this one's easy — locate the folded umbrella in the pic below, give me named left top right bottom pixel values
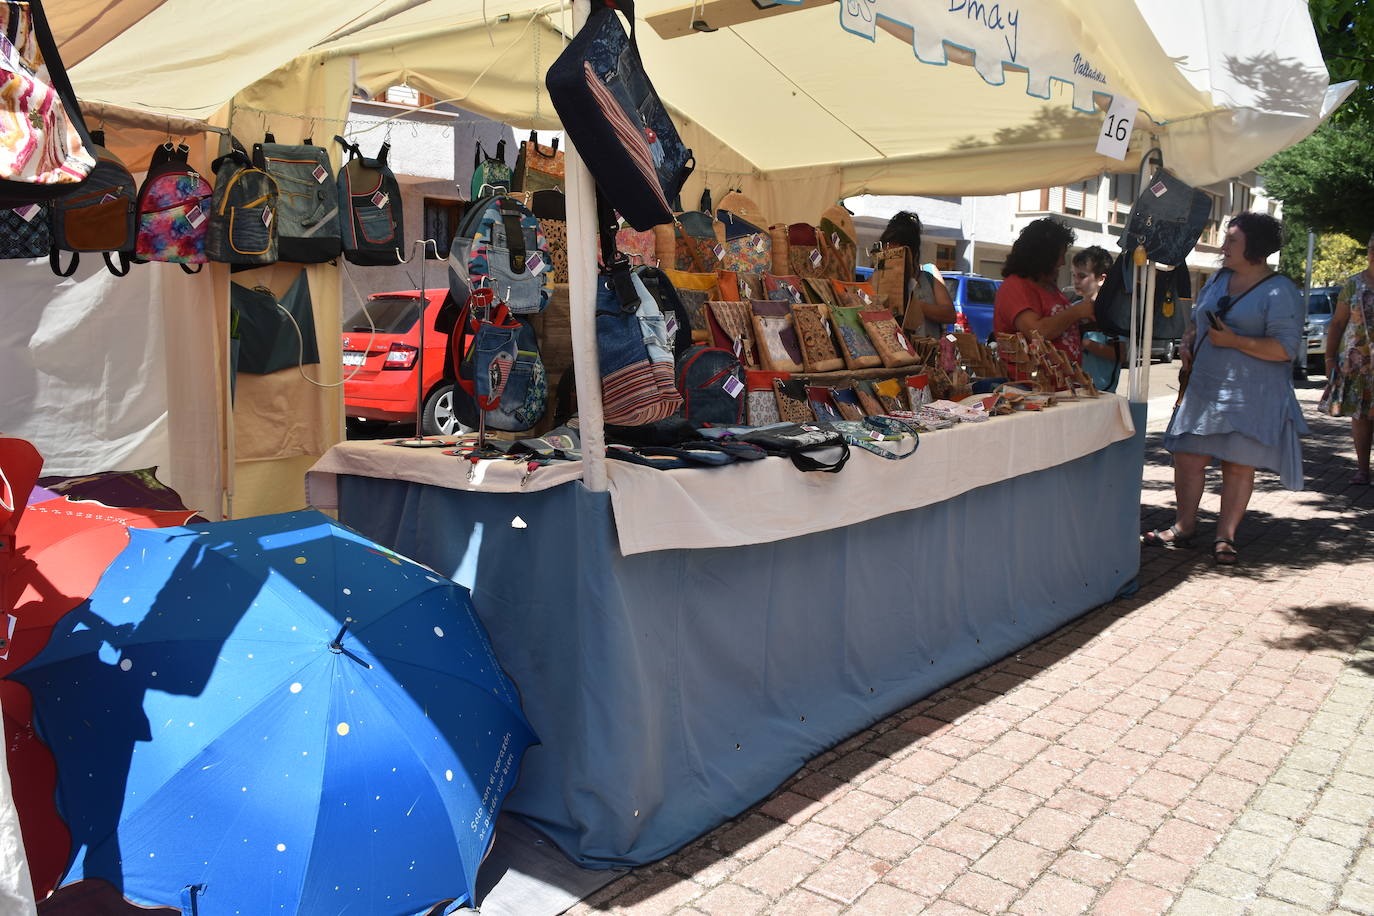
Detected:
left=15, top=510, right=537, bottom=915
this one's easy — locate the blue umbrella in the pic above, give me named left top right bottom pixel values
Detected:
left=13, top=510, right=536, bottom=916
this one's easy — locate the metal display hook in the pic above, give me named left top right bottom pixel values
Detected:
left=388, top=238, right=450, bottom=449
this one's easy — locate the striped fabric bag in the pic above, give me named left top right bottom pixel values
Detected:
left=596, top=266, right=682, bottom=425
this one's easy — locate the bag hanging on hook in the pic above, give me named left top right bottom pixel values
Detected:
left=471, top=139, right=512, bottom=200
left=47, top=129, right=138, bottom=277
left=206, top=135, right=279, bottom=268
left=134, top=141, right=212, bottom=274
left=0, top=0, right=97, bottom=207
left=546, top=0, right=693, bottom=230
left=335, top=136, right=405, bottom=266
left=514, top=131, right=564, bottom=193
left=252, top=134, right=342, bottom=263
left=1120, top=147, right=1212, bottom=267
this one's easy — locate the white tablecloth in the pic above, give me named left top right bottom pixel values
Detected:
left=307, top=395, right=1135, bottom=556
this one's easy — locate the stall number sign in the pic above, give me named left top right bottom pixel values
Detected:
left=1096, top=95, right=1138, bottom=160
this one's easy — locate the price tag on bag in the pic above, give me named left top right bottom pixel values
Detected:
left=808, top=248, right=823, bottom=268
left=263, top=208, right=274, bottom=228
left=526, top=251, right=546, bottom=275
left=371, top=190, right=389, bottom=209
left=733, top=337, right=743, bottom=357
left=1095, top=94, right=1138, bottom=160
left=185, top=205, right=206, bottom=228
left=859, top=289, right=873, bottom=305
left=753, top=235, right=767, bottom=253
left=664, top=312, right=679, bottom=337
left=14, top=204, right=41, bottom=222
left=722, top=375, right=744, bottom=398
left=831, top=232, right=840, bottom=249
left=312, top=164, right=328, bottom=183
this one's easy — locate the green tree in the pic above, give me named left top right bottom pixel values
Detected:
left=1309, top=0, right=1374, bottom=125
left=1261, top=124, right=1374, bottom=240
left=1311, top=232, right=1368, bottom=285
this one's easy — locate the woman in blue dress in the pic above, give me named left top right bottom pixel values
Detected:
left=1143, top=212, right=1306, bottom=565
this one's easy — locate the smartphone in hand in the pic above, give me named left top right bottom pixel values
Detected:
left=1206, top=311, right=1224, bottom=331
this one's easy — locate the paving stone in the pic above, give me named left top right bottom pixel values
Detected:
left=944, top=872, right=1020, bottom=912
left=690, top=883, right=768, bottom=916
left=770, top=887, right=843, bottom=916
left=732, top=845, right=822, bottom=898
left=799, top=849, right=889, bottom=905
left=1091, top=876, right=1173, bottom=915
left=1010, top=873, right=1098, bottom=916
left=882, top=846, right=969, bottom=898
left=1189, top=863, right=1262, bottom=900
left=1279, top=835, right=1354, bottom=884
left=1075, top=816, right=1151, bottom=864
left=1265, top=869, right=1338, bottom=912
left=1337, top=880, right=1374, bottom=915
left=1169, top=888, right=1246, bottom=916
left=847, top=882, right=932, bottom=914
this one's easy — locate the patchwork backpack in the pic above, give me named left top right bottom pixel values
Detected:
left=448, top=292, right=548, bottom=432
left=335, top=135, right=404, bottom=266
left=48, top=130, right=137, bottom=277
left=134, top=143, right=213, bottom=273
left=675, top=345, right=745, bottom=425
left=447, top=194, right=550, bottom=316
left=252, top=135, right=342, bottom=263
left=206, top=136, right=279, bottom=267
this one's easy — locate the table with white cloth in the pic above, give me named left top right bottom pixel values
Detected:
left=307, top=396, right=1146, bottom=868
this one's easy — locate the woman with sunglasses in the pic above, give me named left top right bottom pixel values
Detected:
left=1144, top=212, right=1306, bottom=565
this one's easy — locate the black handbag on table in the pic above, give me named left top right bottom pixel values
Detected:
left=546, top=0, right=694, bottom=231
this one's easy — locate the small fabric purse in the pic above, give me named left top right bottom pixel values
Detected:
left=803, top=277, right=840, bottom=307
left=790, top=303, right=844, bottom=372
left=830, top=306, right=883, bottom=369
left=861, top=309, right=921, bottom=368
left=470, top=140, right=512, bottom=198
left=772, top=377, right=815, bottom=424
left=786, top=223, right=826, bottom=278
left=870, top=244, right=911, bottom=315
left=873, top=377, right=905, bottom=413
left=721, top=231, right=770, bottom=273
left=831, top=280, right=879, bottom=309
left=750, top=300, right=805, bottom=373
left=817, top=215, right=857, bottom=283
left=762, top=273, right=806, bottom=304
left=854, top=380, right=884, bottom=417
left=806, top=385, right=842, bottom=421
left=615, top=224, right=657, bottom=266
left=706, top=300, right=759, bottom=368
left=514, top=132, right=565, bottom=193
left=746, top=370, right=786, bottom=426
left=0, top=205, right=52, bottom=259
left=830, top=386, right=865, bottom=421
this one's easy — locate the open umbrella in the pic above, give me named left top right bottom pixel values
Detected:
left=14, top=510, right=537, bottom=916
left=2, top=497, right=202, bottom=899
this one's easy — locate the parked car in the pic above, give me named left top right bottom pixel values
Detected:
left=342, top=289, right=462, bottom=436
left=1302, top=286, right=1340, bottom=376
left=941, top=272, right=1001, bottom=341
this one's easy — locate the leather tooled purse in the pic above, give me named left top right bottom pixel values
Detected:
left=772, top=377, right=815, bottom=424
left=791, top=303, right=844, bottom=372
left=860, top=310, right=922, bottom=369
left=830, top=305, right=883, bottom=369
left=762, top=272, right=806, bottom=304
left=750, top=300, right=805, bottom=373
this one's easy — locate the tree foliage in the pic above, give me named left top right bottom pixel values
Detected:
left=1311, top=233, right=1368, bottom=285
left=1261, top=124, right=1374, bottom=241
left=1308, top=0, right=1374, bottom=125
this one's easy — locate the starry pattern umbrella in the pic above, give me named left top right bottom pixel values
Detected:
left=14, top=510, right=537, bottom=916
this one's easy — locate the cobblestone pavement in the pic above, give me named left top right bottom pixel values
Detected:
left=570, top=383, right=1374, bottom=915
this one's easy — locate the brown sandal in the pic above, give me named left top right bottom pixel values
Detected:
left=1213, top=538, right=1239, bottom=565
left=1142, top=524, right=1195, bottom=549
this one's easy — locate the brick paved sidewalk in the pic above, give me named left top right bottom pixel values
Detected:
left=570, top=384, right=1374, bottom=916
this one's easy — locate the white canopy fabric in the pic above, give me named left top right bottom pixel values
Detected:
left=58, top=0, right=1350, bottom=198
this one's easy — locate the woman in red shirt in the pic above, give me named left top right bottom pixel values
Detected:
left=994, top=218, right=1094, bottom=363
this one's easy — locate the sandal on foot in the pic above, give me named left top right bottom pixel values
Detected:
left=1142, top=524, right=1195, bottom=548
left=1353, top=471, right=1371, bottom=486
left=1213, top=538, right=1239, bottom=566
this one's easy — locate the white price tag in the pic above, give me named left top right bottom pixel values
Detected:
left=371, top=190, right=389, bottom=209
left=859, top=289, right=873, bottom=305
left=733, top=338, right=743, bottom=357
left=831, top=232, right=840, bottom=248
left=664, top=313, right=679, bottom=337
left=711, top=242, right=724, bottom=262
left=14, top=204, right=41, bottom=222
left=1095, top=94, right=1138, bottom=160
left=263, top=208, right=274, bottom=228
left=185, top=205, right=206, bottom=228
left=312, top=164, right=328, bottom=183
left=788, top=285, right=803, bottom=304
left=753, top=235, right=767, bottom=253
left=1150, top=180, right=1168, bottom=198
left=808, top=248, right=823, bottom=268
left=526, top=251, right=546, bottom=275
left=722, top=375, right=745, bottom=398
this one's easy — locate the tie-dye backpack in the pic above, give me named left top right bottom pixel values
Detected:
left=447, top=194, right=550, bottom=316
left=134, top=143, right=212, bottom=273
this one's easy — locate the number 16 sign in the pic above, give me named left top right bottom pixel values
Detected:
left=1096, top=94, right=1138, bottom=160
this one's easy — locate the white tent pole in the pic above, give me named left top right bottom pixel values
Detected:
left=1140, top=263, right=1157, bottom=402
left=1127, top=245, right=1143, bottom=402
left=564, top=0, right=608, bottom=492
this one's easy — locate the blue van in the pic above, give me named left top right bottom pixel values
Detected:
left=941, top=272, right=1001, bottom=341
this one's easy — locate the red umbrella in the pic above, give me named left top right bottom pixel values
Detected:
left=2, top=497, right=199, bottom=899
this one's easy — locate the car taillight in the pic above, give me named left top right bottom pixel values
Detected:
left=954, top=309, right=971, bottom=333
left=382, top=343, right=419, bottom=370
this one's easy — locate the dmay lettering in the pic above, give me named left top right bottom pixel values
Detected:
left=947, top=0, right=1020, bottom=62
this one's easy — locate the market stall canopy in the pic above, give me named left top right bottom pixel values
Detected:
left=54, top=0, right=1350, bottom=197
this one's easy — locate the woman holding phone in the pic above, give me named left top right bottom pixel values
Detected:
left=1143, top=212, right=1306, bottom=565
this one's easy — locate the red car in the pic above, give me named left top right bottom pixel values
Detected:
left=341, top=289, right=463, bottom=436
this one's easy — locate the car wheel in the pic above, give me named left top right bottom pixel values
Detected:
left=345, top=417, right=391, bottom=438
left=1160, top=340, right=1175, bottom=364
left=422, top=384, right=462, bottom=437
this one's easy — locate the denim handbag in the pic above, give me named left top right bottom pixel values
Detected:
left=596, top=265, right=683, bottom=425
left=1122, top=159, right=1212, bottom=267
left=546, top=0, right=693, bottom=230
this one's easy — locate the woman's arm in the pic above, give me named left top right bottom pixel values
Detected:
left=914, top=270, right=957, bottom=324
left=1326, top=298, right=1352, bottom=367
left=1207, top=321, right=1295, bottom=361
left=1012, top=298, right=1093, bottom=341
